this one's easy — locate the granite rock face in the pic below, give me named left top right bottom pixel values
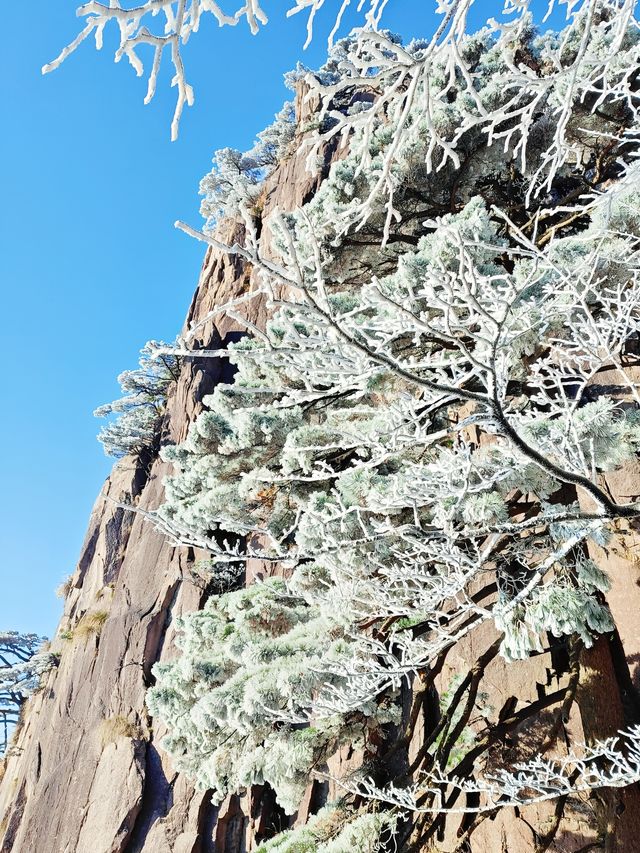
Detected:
left=2, top=95, right=640, bottom=853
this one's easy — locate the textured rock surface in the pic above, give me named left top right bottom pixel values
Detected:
left=2, top=97, right=640, bottom=852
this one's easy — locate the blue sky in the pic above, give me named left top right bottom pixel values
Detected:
left=1, top=0, right=558, bottom=639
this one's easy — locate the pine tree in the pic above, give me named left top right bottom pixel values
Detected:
left=94, top=340, right=182, bottom=458
left=51, top=0, right=640, bottom=848
left=146, top=6, right=640, bottom=844
left=0, top=632, right=51, bottom=756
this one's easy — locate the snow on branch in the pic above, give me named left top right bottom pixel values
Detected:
left=347, top=725, right=640, bottom=814
left=43, top=0, right=387, bottom=139
left=298, top=0, right=640, bottom=236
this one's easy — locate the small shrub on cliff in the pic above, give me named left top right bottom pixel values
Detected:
left=200, top=102, right=296, bottom=230
left=94, top=340, right=182, bottom=459
left=98, top=716, right=141, bottom=747
left=74, top=611, right=109, bottom=642
left=55, top=575, right=73, bottom=599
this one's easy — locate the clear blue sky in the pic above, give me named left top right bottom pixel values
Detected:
left=1, top=0, right=554, bottom=639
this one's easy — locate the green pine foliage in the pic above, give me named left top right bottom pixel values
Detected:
left=143, top=0, right=640, bottom=836
left=147, top=579, right=398, bottom=813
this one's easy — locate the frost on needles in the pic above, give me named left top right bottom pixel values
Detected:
left=94, top=341, right=182, bottom=459
left=109, top=0, right=640, bottom=844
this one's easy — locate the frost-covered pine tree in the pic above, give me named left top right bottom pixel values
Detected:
left=0, top=632, right=50, bottom=756
left=53, top=0, right=640, bottom=848
left=94, top=340, right=182, bottom=458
